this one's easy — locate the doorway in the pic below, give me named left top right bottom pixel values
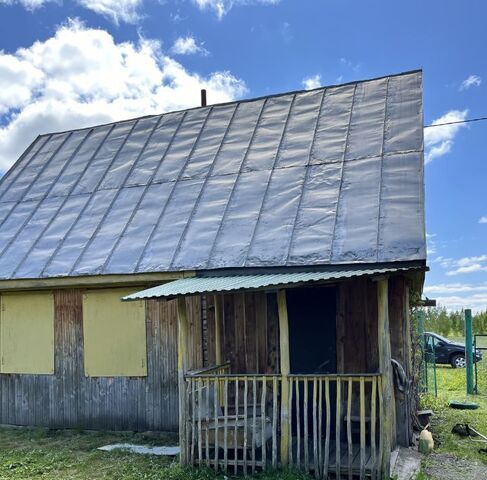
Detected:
left=286, top=286, right=337, bottom=374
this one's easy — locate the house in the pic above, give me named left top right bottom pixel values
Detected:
left=0, top=70, right=425, bottom=478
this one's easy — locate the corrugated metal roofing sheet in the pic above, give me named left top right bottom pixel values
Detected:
left=122, top=265, right=423, bottom=300
left=0, top=70, right=425, bottom=280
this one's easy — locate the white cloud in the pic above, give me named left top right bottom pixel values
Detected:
left=424, top=283, right=487, bottom=312
left=460, top=74, right=481, bottom=91
left=479, top=216, right=487, bottom=224
left=301, top=74, right=321, bottom=90
left=1, top=0, right=142, bottom=23
left=0, top=0, right=53, bottom=10
left=426, top=233, right=437, bottom=256
left=339, top=57, right=361, bottom=72
left=76, top=0, right=142, bottom=24
left=424, top=282, right=487, bottom=295
left=424, top=109, right=468, bottom=163
left=192, top=0, right=280, bottom=19
left=439, top=255, right=487, bottom=276
left=171, top=36, right=208, bottom=56
left=3, top=0, right=280, bottom=21
left=0, top=19, right=247, bottom=171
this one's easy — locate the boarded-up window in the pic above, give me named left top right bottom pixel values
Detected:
left=83, top=288, right=147, bottom=377
left=0, top=292, right=54, bottom=374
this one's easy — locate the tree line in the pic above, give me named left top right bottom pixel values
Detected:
left=423, top=307, right=487, bottom=337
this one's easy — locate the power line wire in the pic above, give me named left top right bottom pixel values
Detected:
left=424, top=116, right=487, bottom=128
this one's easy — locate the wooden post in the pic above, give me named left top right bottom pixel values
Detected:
left=465, top=309, right=474, bottom=394
left=277, top=289, right=290, bottom=467
left=213, top=294, right=222, bottom=365
left=377, top=278, right=395, bottom=478
left=177, top=296, right=189, bottom=465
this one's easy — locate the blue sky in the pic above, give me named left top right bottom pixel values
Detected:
left=0, top=0, right=486, bottom=310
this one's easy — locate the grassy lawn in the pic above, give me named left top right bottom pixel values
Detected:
left=0, top=429, right=185, bottom=479
left=0, top=428, right=312, bottom=480
left=421, top=335, right=487, bottom=465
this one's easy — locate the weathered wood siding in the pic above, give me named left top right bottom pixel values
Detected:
left=388, top=276, right=413, bottom=446
left=205, top=292, right=280, bottom=374
left=0, top=288, right=202, bottom=431
left=337, top=278, right=379, bottom=374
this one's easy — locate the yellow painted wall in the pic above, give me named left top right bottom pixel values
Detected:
left=0, top=292, right=54, bottom=374
left=83, top=288, right=147, bottom=377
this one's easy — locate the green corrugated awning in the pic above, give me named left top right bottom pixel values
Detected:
left=122, top=265, right=423, bottom=301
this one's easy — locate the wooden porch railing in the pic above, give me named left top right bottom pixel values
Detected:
left=288, top=374, right=381, bottom=479
left=183, top=371, right=383, bottom=479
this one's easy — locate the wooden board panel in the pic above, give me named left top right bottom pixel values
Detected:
left=0, top=289, right=202, bottom=431
left=0, top=292, right=54, bottom=374
left=207, top=291, right=278, bottom=375
left=388, top=276, right=412, bottom=447
left=83, top=288, right=147, bottom=377
left=336, top=279, right=379, bottom=374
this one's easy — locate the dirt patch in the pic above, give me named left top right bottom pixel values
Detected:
left=424, top=453, right=487, bottom=480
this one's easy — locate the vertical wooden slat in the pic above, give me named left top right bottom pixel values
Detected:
left=191, top=379, right=196, bottom=465
left=277, top=290, right=291, bottom=467
left=177, top=296, right=189, bottom=465
left=323, top=377, right=330, bottom=479
left=378, top=376, right=384, bottom=480
left=255, top=293, right=268, bottom=373
left=234, top=379, right=239, bottom=474
left=335, top=378, right=341, bottom=478
left=377, top=278, right=394, bottom=478
left=224, top=378, right=229, bottom=472
left=370, top=377, right=377, bottom=480
left=272, top=376, right=278, bottom=468
left=318, top=378, right=323, bottom=476
left=289, top=376, right=294, bottom=466
left=261, top=376, right=267, bottom=469
left=296, top=377, right=301, bottom=469
left=214, top=295, right=222, bottom=366
left=360, top=377, right=366, bottom=480
left=313, top=377, right=318, bottom=478
left=197, top=379, right=203, bottom=466
left=252, top=376, right=257, bottom=473
left=213, top=376, right=219, bottom=471
left=347, top=378, right=353, bottom=480
left=304, top=377, right=309, bottom=472
left=244, top=377, right=248, bottom=475
left=205, top=377, right=210, bottom=467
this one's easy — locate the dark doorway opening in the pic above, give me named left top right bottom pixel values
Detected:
left=287, top=286, right=337, bottom=374
left=286, top=286, right=338, bottom=440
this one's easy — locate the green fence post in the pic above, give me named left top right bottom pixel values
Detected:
left=417, top=310, right=427, bottom=392
left=465, top=309, right=475, bottom=395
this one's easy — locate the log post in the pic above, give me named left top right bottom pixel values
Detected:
left=177, top=296, right=189, bottom=464
left=277, top=289, right=290, bottom=466
left=377, top=278, right=395, bottom=478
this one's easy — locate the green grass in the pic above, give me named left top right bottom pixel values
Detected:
left=420, top=335, right=487, bottom=465
left=0, top=428, right=314, bottom=480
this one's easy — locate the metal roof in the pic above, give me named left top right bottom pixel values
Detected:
left=122, top=265, right=424, bottom=300
left=0, top=70, right=424, bottom=280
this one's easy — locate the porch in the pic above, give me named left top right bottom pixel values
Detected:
left=124, top=268, right=418, bottom=479
left=184, top=367, right=382, bottom=478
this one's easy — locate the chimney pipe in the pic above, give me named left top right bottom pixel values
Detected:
left=201, top=89, right=207, bottom=107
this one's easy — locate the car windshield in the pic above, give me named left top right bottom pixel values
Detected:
left=427, top=333, right=450, bottom=343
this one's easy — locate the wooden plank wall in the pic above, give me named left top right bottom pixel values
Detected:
left=205, top=291, right=280, bottom=374
left=337, top=275, right=412, bottom=447
left=336, top=278, right=379, bottom=374
left=0, top=289, right=202, bottom=432
left=388, top=276, right=413, bottom=446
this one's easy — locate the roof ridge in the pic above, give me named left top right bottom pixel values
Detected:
left=35, top=69, right=423, bottom=138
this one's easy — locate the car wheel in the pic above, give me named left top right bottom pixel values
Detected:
left=450, top=354, right=466, bottom=368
